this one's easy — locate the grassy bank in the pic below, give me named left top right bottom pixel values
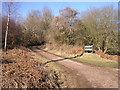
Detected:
left=43, top=49, right=118, bottom=68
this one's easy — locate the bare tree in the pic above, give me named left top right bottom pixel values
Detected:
left=23, top=10, right=44, bottom=46
left=3, top=1, right=19, bottom=50
left=23, top=7, right=53, bottom=46
left=49, top=7, right=80, bottom=45
left=81, top=6, right=118, bottom=53
left=42, top=6, right=53, bottom=30
left=41, top=7, right=54, bottom=43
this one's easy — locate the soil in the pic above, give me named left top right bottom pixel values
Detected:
left=32, top=48, right=119, bottom=88
left=1, top=47, right=61, bottom=88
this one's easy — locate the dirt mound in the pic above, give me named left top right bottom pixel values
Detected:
left=1, top=47, right=61, bottom=88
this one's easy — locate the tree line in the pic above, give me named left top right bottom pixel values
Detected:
left=2, top=2, right=119, bottom=55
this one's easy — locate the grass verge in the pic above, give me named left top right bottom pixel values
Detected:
left=43, top=49, right=118, bottom=68
left=31, top=52, right=69, bottom=88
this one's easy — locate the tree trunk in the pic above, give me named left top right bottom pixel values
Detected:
left=4, top=12, right=10, bottom=51
left=98, top=46, right=101, bottom=51
left=103, top=37, right=109, bottom=54
left=103, top=47, right=107, bottom=54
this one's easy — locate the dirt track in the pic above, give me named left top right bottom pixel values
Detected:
left=33, top=49, right=119, bottom=88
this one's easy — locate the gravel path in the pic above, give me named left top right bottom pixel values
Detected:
left=33, top=49, right=119, bottom=88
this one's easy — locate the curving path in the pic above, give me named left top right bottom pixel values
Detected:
left=33, top=48, right=119, bottom=88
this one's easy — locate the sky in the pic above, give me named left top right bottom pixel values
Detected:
left=19, top=2, right=118, bottom=18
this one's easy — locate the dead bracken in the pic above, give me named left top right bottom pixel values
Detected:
left=1, top=47, right=62, bottom=88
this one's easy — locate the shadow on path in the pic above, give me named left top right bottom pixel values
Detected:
left=43, top=53, right=83, bottom=65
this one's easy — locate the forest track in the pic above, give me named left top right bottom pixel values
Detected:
left=32, top=48, right=119, bottom=88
